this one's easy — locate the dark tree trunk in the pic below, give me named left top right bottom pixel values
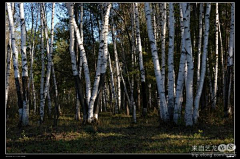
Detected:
left=74, top=75, right=87, bottom=122
left=15, top=77, right=23, bottom=127
left=141, top=81, right=147, bottom=117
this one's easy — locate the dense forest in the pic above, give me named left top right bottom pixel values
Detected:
left=5, top=2, right=234, bottom=154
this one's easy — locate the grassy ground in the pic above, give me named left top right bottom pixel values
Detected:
left=6, top=107, right=234, bottom=154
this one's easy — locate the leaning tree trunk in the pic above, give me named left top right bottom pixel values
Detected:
left=66, top=3, right=85, bottom=122
left=219, top=20, right=225, bottom=107
left=167, top=3, right=175, bottom=121
left=72, top=10, right=91, bottom=121
left=7, top=3, right=24, bottom=126
left=135, top=3, right=147, bottom=117
left=144, top=2, right=168, bottom=121
left=88, top=3, right=111, bottom=123
left=93, top=3, right=112, bottom=121
left=181, top=3, right=194, bottom=126
left=20, top=3, right=29, bottom=126
left=212, top=3, right=219, bottom=109
left=224, top=3, right=234, bottom=117
left=173, top=3, right=186, bottom=124
left=193, top=3, right=211, bottom=124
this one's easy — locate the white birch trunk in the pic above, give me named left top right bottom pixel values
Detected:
left=78, top=3, right=83, bottom=79
left=67, top=3, right=79, bottom=76
left=167, top=3, right=175, bottom=120
left=212, top=3, right=219, bottom=109
left=111, top=15, right=121, bottom=114
left=7, top=3, right=24, bottom=125
left=40, top=3, right=53, bottom=122
left=173, top=3, right=186, bottom=124
left=196, top=3, right=204, bottom=88
left=193, top=3, right=211, bottom=124
left=20, top=3, right=29, bottom=126
left=181, top=3, right=194, bottom=126
left=72, top=13, right=91, bottom=106
left=135, top=3, right=147, bottom=115
left=144, top=2, right=168, bottom=121
left=160, top=3, right=167, bottom=92
left=88, top=3, right=111, bottom=123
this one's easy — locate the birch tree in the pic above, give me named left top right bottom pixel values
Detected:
left=72, top=8, right=91, bottom=115
left=144, top=2, right=169, bottom=121
left=66, top=3, right=86, bottom=122
left=111, top=12, right=121, bottom=114
left=39, top=3, right=53, bottom=123
left=135, top=3, right=147, bottom=116
left=167, top=3, right=175, bottom=120
left=28, top=3, right=38, bottom=114
left=160, top=3, right=167, bottom=92
left=7, top=3, right=24, bottom=126
left=212, top=3, right=219, bottom=109
left=173, top=3, right=186, bottom=124
left=181, top=3, right=194, bottom=126
left=88, top=3, right=111, bottom=123
left=20, top=3, right=29, bottom=126
left=193, top=3, right=211, bottom=124
left=196, top=3, right=204, bottom=87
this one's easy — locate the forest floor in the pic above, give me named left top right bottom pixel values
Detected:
left=6, top=107, right=234, bottom=154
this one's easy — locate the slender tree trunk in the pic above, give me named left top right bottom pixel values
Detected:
left=66, top=3, right=85, bottom=123
left=130, top=4, right=136, bottom=116
left=39, top=4, right=53, bottom=123
left=160, top=3, right=166, bottom=92
left=39, top=4, right=45, bottom=123
left=219, top=20, right=225, bottom=105
left=196, top=3, right=204, bottom=88
left=193, top=3, right=211, bottom=124
left=111, top=14, right=121, bottom=114
left=88, top=3, right=111, bottom=123
left=144, top=2, right=168, bottom=121
left=173, top=3, right=186, bottom=124
left=20, top=3, right=29, bottom=126
left=28, top=3, right=38, bottom=115
left=207, top=57, right=213, bottom=103
left=212, top=3, right=219, bottom=109
left=47, top=86, right=51, bottom=118
left=5, top=33, right=12, bottom=110
left=167, top=3, right=175, bottom=121
left=182, top=3, right=194, bottom=126
left=135, top=3, right=147, bottom=117
left=108, top=53, right=118, bottom=114
left=120, top=67, right=136, bottom=123
left=72, top=10, right=91, bottom=118
left=224, top=3, right=234, bottom=117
